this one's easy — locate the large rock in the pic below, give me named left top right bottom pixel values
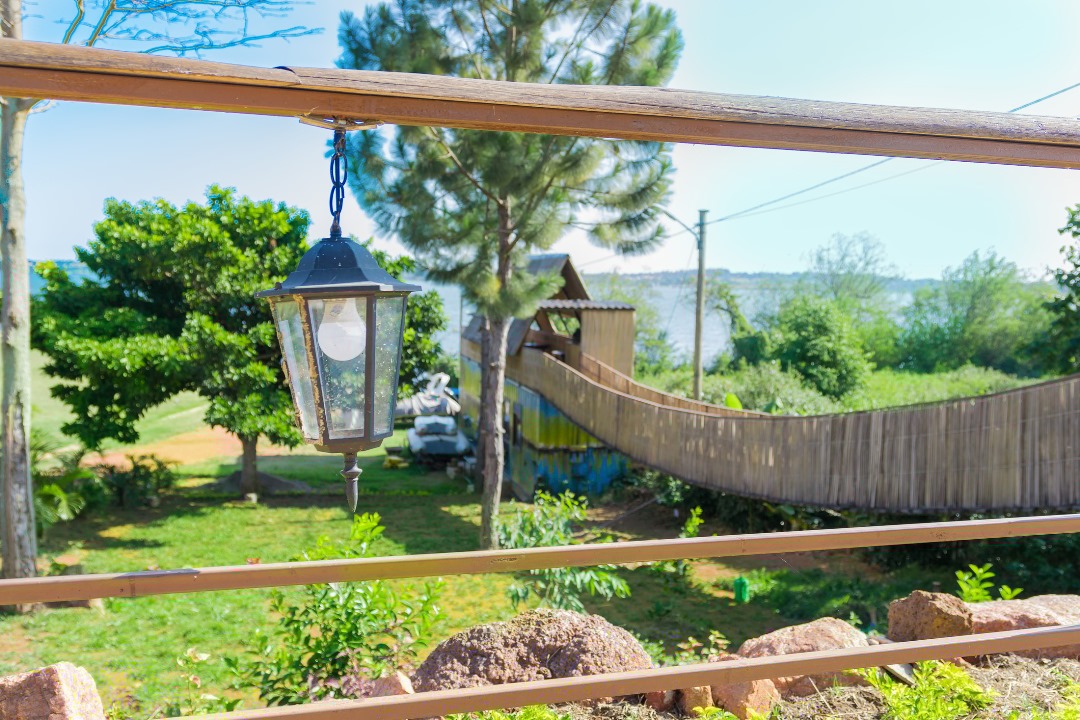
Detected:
left=412, top=609, right=652, bottom=697
left=970, top=595, right=1080, bottom=658
left=677, top=685, right=713, bottom=716
left=708, top=652, right=780, bottom=719
left=0, top=662, right=105, bottom=720
left=888, top=591, right=973, bottom=642
left=736, top=617, right=869, bottom=698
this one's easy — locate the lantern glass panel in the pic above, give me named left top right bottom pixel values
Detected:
left=373, top=296, right=406, bottom=436
left=309, top=297, right=368, bottom=439
left=271, top=299, right=318, bottom=440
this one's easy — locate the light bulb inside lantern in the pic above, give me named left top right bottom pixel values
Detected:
left=317, top=299, right=366, bottom=362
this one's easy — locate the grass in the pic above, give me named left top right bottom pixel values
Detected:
left=1, top=458, right=910, bottom=713
left=17, top=349, right=208, bottom=449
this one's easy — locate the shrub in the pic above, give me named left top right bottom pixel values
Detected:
left=773, top=295, right=871, bottom=399
left=97, top=454, right=176, bottom=508
left=498, top=492, right=630, bottom=612
left=955, top=562, right=1022, bottom=602
left=858, top=661, right=995, bottom=720
left=29, top=433, right=96, bottom=537
left=231, top=514, right=443, bottom=705
left=448, top=708, right=573, bottom=720
left=702, top=362, right=840, bottom=415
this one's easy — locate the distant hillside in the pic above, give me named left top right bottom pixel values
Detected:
left=583, top=268, right=940, bottom=295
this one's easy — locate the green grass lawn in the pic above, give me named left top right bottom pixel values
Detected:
left=1, top=443, right=935, bottom=715
left=18, top=349, right=208, bottom=449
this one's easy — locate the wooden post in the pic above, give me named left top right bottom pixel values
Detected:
left=693, top=209, right=707, bottom=401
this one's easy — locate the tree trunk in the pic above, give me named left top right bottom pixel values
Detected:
left=0, top=0, right=36, bottom=582
left=478, top=314, right=509, bottom=549
left=478, top=201, right=514, bottom=550
left=239, top=435, right=259, bottom=496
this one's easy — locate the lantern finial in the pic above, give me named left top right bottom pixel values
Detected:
left=342, top=452, right=361, bottom=513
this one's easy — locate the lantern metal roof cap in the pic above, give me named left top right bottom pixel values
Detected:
left=257, top=235, right=421, bottom=298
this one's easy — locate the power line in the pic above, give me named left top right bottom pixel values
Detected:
left=682, top=79, right=1080, bottom=232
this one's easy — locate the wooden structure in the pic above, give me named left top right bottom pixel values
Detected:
left=4, top=36, right=1080, bottom=720
left=460, top=255, right=635, bottom=498
left=512, top=349, right=1080, bottom=512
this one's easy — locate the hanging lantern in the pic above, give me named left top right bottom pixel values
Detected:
left=257, top=119, right=419, bottom=510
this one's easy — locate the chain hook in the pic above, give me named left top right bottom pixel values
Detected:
left=298, top=116, right=383, bottom=239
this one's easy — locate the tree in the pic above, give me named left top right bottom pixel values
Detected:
left=1, top=1, right=315, bottom=582
left=806, top=232, right=903, bottom=368
left=33, top=187, right=309, bottom=495
left=899, top=250, right=1051, bottom=374
left=1039, top=206, right=1080, bottom=373
left=773, top=295, right=870, bottom=399
left=340, top=0, right=683, bottom=548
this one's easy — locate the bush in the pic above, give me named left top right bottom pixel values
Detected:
left=858, top=661, right=995, bottom=720
left=97, top=454, right=176, bottom=508
left=844, top=365, right=1030, bottom=411
left=498, top=492, right=630, bottom=612
left=29, top=433, right=97, bottom=537
left=230, top=514, right=443, bottom=705
left=773, top=295, right=871, bottom=399
left=702, top=362, right=840, bottom=415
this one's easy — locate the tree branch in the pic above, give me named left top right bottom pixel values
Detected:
left=426, top=127, right=502, bottom=207
left=86, top=0, right=116, bottom=47
left=61, top=0, right=86, bottom=44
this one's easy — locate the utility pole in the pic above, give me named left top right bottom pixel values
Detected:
left=693, top=210, right=707, bottom=401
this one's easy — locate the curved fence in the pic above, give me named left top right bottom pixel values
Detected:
left=515, top=349, right=1080, bottom=513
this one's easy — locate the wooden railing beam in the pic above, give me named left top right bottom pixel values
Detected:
left=4, top=39, right=1080, bottom=168
left=3, top=513, right=1079, bottom=605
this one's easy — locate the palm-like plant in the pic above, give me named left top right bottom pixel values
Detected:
left=29, top=433, right=94, bottom=538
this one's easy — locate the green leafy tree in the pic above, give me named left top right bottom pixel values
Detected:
left=900, top=250, right=1051, bottom=374
left=33, top=186, right=308, bottom=496
left=773, top=295, right=870, bottom=399
left=1041, top=207, right=1080, bottom=373
left=1, top=0, right=316, bottom=582
left=340, top=0, right=683, bottom=548
left=806, top=232, right=903, bottom=367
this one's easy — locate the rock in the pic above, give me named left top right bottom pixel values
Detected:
left=371, top=671, right=414, bottom=697
left=0, top=662, right=106, bottom=720
left=707, top=652, right=780, bottom=719
left=642, top=689, right=677, bottom=712
left=969, top=595, right=1080, bottom=658
left=677, top=685, right=713, bottom=715
left=737, top=617, right=869, bottom=698
left=888, top=591, right=973, bottom=642
left=412, top=609, right=652, bottom=700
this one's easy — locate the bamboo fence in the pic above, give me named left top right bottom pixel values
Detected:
left=513, top=349, right=1080, bottom=512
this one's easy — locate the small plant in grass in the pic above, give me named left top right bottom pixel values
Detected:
left=857, top=661, right=994, bottom=720
left=693, top=706, right=769, bottom=719
left=637, top=630, right=729, bottom=667
left=97, top=454, right=176, bottom=508
left=230, top=514, right=443, bottom=705
left=651, top=506, right=704, bottom=584
left=499, top=492, right=630, bottom=613
left=164, top=648, right=243, bottom=717
left=1019, top=679, right=1080, bottom=719
left=956, top=563, right=1023, bottom=602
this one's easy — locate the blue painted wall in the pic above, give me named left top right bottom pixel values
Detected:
left=460, top=357, right=628, bottom=499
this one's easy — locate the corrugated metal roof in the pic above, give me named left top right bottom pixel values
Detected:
left=539, top=299, right=634, bottom=311
left=461, top=254, right=614, bottom=353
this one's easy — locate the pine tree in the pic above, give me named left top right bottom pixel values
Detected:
left=339, top=0, right=682, bottom=547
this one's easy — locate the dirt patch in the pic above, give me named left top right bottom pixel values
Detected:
left=87, top=427, right=296, bottom=468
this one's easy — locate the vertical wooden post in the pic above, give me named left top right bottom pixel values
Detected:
left=692, top=209, right=707, bottom=401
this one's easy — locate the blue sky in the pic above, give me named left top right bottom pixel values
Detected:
left=20, top=1, right=1080, bottom=279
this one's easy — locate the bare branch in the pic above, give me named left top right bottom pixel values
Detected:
left=61, top=0, right=85, bottom=44
left=85, top=0, right=116, bottom=47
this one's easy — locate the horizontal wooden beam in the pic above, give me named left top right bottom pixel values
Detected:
left=4, top=39, right=1080, bottom=168
left=3, top=513, right=1079, bottom=605
left=197, top=624, right=1080, bottom=720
